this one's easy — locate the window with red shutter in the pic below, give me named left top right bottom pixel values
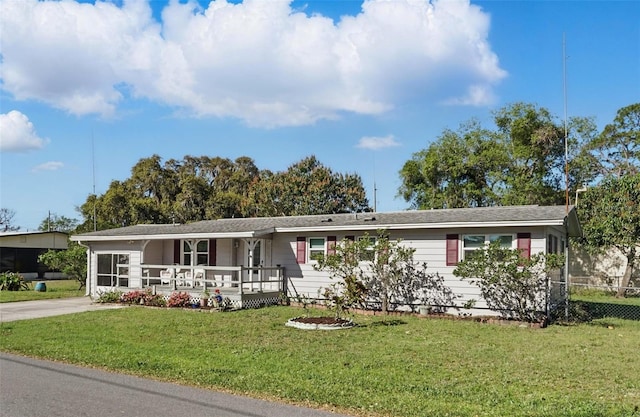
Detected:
left=296, top=237, right=306, bottom=264
left=327, top=236, right=337, bottom=256
left=446, top=234, right=459, bottom=266
left=517, top=233, right=531, bottom=259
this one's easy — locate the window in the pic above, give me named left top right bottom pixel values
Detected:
left=547, top=235, right=561, bottom=254
left=183, top=240, right=208, bottom=265
left=97, top=253, right=129, bottom=287
left=463, top=234, right=513, bottom=259
left=309, top=238, right=325, bottom=261
left=358, top=236, right=376, bottom=262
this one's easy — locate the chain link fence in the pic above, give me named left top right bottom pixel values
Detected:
left=567, top=275, right=640, bottom=321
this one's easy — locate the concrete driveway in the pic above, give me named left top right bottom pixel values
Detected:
left=0, top=297, right=125, bottom=322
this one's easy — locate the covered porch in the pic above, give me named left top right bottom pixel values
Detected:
left=89, top=230, right=287, bottom=309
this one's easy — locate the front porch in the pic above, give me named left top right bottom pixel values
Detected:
left=111, top=264, right=286, bottom=309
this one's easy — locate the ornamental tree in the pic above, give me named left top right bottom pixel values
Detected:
left=38, top=241, right=87, bottom=290
left=314, top=231, right=455, bottom=315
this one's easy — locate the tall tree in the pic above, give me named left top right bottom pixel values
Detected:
left=38, top=213, right=78, bottom=233
left=246, top=156, right=370, bottom=216
left=0, top=208, right=19, bottom=232
left=587, top=102, right=639, bottom=179
left=398, top=120, right=504, bottom=209
left=577, top=174, right=640, bottom=297
left=399, top=102, right=599, bottom=209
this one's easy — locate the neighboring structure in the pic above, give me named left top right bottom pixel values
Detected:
left=71, top=205, right=581, bottom=314
left=0, top=231, right=69, bottom=280
left=569, top=245, right=640, bottom=292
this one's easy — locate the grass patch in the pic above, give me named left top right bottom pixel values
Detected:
left=1, top=306, right=639, bottom=417
left=570, top=287, right=640, bottom=305
left=0, top=280, right=84, bottom=303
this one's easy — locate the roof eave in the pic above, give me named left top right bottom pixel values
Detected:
left=275, top=220, right=569, bottom=233
left=70, top=231, right=263, bottom=242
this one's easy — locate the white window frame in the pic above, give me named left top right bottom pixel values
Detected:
left=308, top=237, right=326, bottom=263
left=182, top=239, right=209, bottom=266
left=358, top=236, right=376, bottom=262
left=462, top=234, right=514, bottom=259
left=96, top=252, right=130, bottom=287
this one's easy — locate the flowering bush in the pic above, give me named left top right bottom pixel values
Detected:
left=120, top=289, right=165, bottom=307
left=167, top=291, right=192, bottom=308
left=120, top=290, right=147, bottom=304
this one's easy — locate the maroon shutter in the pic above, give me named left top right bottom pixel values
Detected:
left=446, top=234, right=459, bottom=266
left=209, top=239, right=217, bottom=266
left=296, top=237, right=306, bottom=264
left=327, top=236, right=337, bottom=256
left=173, top=240, right=181, bottom=264
left=517, top=233, right=531, bottom=259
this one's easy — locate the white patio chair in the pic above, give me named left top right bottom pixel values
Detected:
left=160, top=268, right=173, bottom=285
left=194, top=268, right=205, bottom=287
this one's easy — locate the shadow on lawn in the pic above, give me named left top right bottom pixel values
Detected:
left=573, top=300, right=640, bottom=321
left=367, top=319, right=407, bottom=327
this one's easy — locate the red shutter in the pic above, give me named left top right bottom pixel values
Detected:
left=446, top=234, right=459, bottom=266
left=209, top=239, right=217, bottom=266
left=173, top=240, right=181, bottom=264
left=517, top=233, right=531, bottom=259
left=327, top=236, right=337, bottom=256
left=296, top=237, right=306, bottom=264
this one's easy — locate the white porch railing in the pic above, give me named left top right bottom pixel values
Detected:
left=116, top=264, right=285, bottom=295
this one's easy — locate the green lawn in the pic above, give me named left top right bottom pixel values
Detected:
left=1, top=306, right=638, bottom=417
left=571, top=288, right=640, bottom=306
left=0, top=280, right=84, bottom=303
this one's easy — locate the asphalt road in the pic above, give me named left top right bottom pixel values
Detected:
left=0, top=353, right=354, bottom=417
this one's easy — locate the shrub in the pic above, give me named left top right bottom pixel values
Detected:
left=0, top=272, right=30, bottom=291
left=454, top=242, right=564, bottom=322
left=95, top=290, right=123, bottom=303
left=167, top=291, right=192, bottom=308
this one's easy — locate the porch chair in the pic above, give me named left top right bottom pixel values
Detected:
left=160, top=268, right=174, bottom=285
left=194, top=268, right=205, bottom=288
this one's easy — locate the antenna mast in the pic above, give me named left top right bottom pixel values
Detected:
left=92, top=132, right=97, bottom=231
left=563, top=33, right=569, bottom=212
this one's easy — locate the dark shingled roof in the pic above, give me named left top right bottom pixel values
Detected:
left=71, top=205, right=581, bottom=241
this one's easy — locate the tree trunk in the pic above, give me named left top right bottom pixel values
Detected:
left=616, top=248, right=636, bottom=298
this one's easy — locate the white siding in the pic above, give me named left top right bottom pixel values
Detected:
left=275, top=226, right=551, bottom=313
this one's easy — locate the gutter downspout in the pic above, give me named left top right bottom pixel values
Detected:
left=77, top=240, right=92, bottom=298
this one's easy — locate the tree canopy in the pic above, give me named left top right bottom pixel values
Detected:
left=399, top=102, right=603, bottom=209
left=576, top=173, right=640, bottom=296
left=78, top=154, right=370, bottom=230
left=38, top=213, right=79, bottom=234
left=0, top=208, right=19, bottom=232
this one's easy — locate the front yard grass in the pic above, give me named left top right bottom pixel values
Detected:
left=1, top=306, right=638, bottom=417
left=0, top=280, right=84, bottom=303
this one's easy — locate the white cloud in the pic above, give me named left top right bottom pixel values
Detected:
left=0, top=0, right=507, bottom=127
left=356, top=135, right=401, bottom=150
left=0, top=110, right=47, bottom=152
left=32, top=161, right=64, bottom=172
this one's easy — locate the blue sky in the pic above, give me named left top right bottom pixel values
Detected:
left=1, top=0, right=638, bottom=231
